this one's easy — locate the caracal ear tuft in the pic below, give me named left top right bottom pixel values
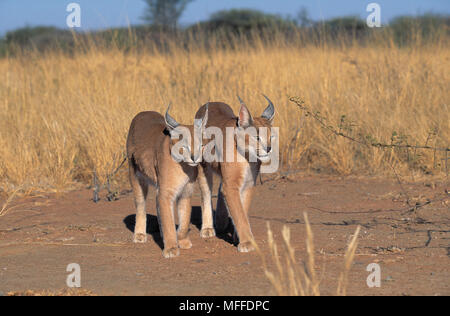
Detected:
left=164, top=103, right=180, bottom=131
left=261, top=94, right=275, bottom=122
left=237, top=96, right=253, bottom=128
left=201, top=103, right=209, bottom=129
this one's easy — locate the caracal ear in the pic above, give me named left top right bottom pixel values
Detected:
left=201, top=103, right=209, bottom=129
left=261, top=94, right=275, bottom=123
left=237, top=96, right=253, bottom=128
left=164, top=103, right=180, bottom=132
left=194, top=103, right=208, bottom=131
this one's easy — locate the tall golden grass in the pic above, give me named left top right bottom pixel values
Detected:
left=0, top=33, right=448, bottom=195
left=254, top=213, right=360, bottom=296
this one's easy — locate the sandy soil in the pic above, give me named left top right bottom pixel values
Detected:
left=0, top=175, right=449, bottom=296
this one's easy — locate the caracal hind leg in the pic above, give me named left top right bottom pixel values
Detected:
left=215, top=182, right=231, bottom=234
left=198, top=165, right=215, bottom=238
left=157, top=191, right=180, bottom=258
left=129, top=164, right=148, bottom=243
left=177, top=184, right=194, bottom=249
left=221, top=184, right=255, bottom=253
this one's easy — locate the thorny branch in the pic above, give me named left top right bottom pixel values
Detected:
left=93, top=154, right=127, bottom=203
left=289, top=96, right=449, bottom=213
left=289, top=97, right=449, bottom=153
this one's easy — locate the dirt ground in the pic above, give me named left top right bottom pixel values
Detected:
left=0, top=175, right=449, bottom=296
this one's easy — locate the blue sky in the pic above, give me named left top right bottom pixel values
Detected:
left=0, top=0, right=449, bottom=36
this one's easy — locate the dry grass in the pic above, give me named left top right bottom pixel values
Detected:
left=6, top=288, right=97, bottom=296
left=0, top=186, right=22, bottom=217
left=0, top=35, right=448, bottom=194
left=255, top=213, right=360, bottom=296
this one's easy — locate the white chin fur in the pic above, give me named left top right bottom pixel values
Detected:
left=187, top=162, right=198, bottom=167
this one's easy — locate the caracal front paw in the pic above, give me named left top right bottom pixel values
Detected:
left=200, top=227, right=216, bottom=238
left=133, top=232, right=148, bottom=243
left=162, top=247, right=180, bottom=258
left=237, top=241, right=255, bottom=253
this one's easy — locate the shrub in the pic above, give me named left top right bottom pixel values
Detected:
left=192, top=9, right=296, bottom=34
left=389, top=13, right=449, bottom=45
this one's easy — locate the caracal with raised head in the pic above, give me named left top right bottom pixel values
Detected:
left=126, top=105, right=208, bottom=258
left=195, top=96, right=275, bottom=252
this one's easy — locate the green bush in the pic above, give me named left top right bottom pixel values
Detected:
left=314, top=16, right=369, bottom=41
left=0, top=38, right=6, bottom=56
left=3, top=26, right=75, bottom=53
left=193, top=9, right=296, bottom=33
left=389, top=13, right=449, bottom=45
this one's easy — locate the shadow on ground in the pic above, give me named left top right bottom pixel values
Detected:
left=123, top=206, right=237, bottom=249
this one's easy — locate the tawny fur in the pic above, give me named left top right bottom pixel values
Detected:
left=195, top=101, right=274, bottom=253
left=126, top=110, right=206, bottom=258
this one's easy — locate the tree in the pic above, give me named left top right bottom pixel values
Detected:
left=142, top=0, right=193, bottom=29
left=297, top=7, right=312, bottom=27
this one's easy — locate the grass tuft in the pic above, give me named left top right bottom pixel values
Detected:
left=254, top=212, right=361, bottom=296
